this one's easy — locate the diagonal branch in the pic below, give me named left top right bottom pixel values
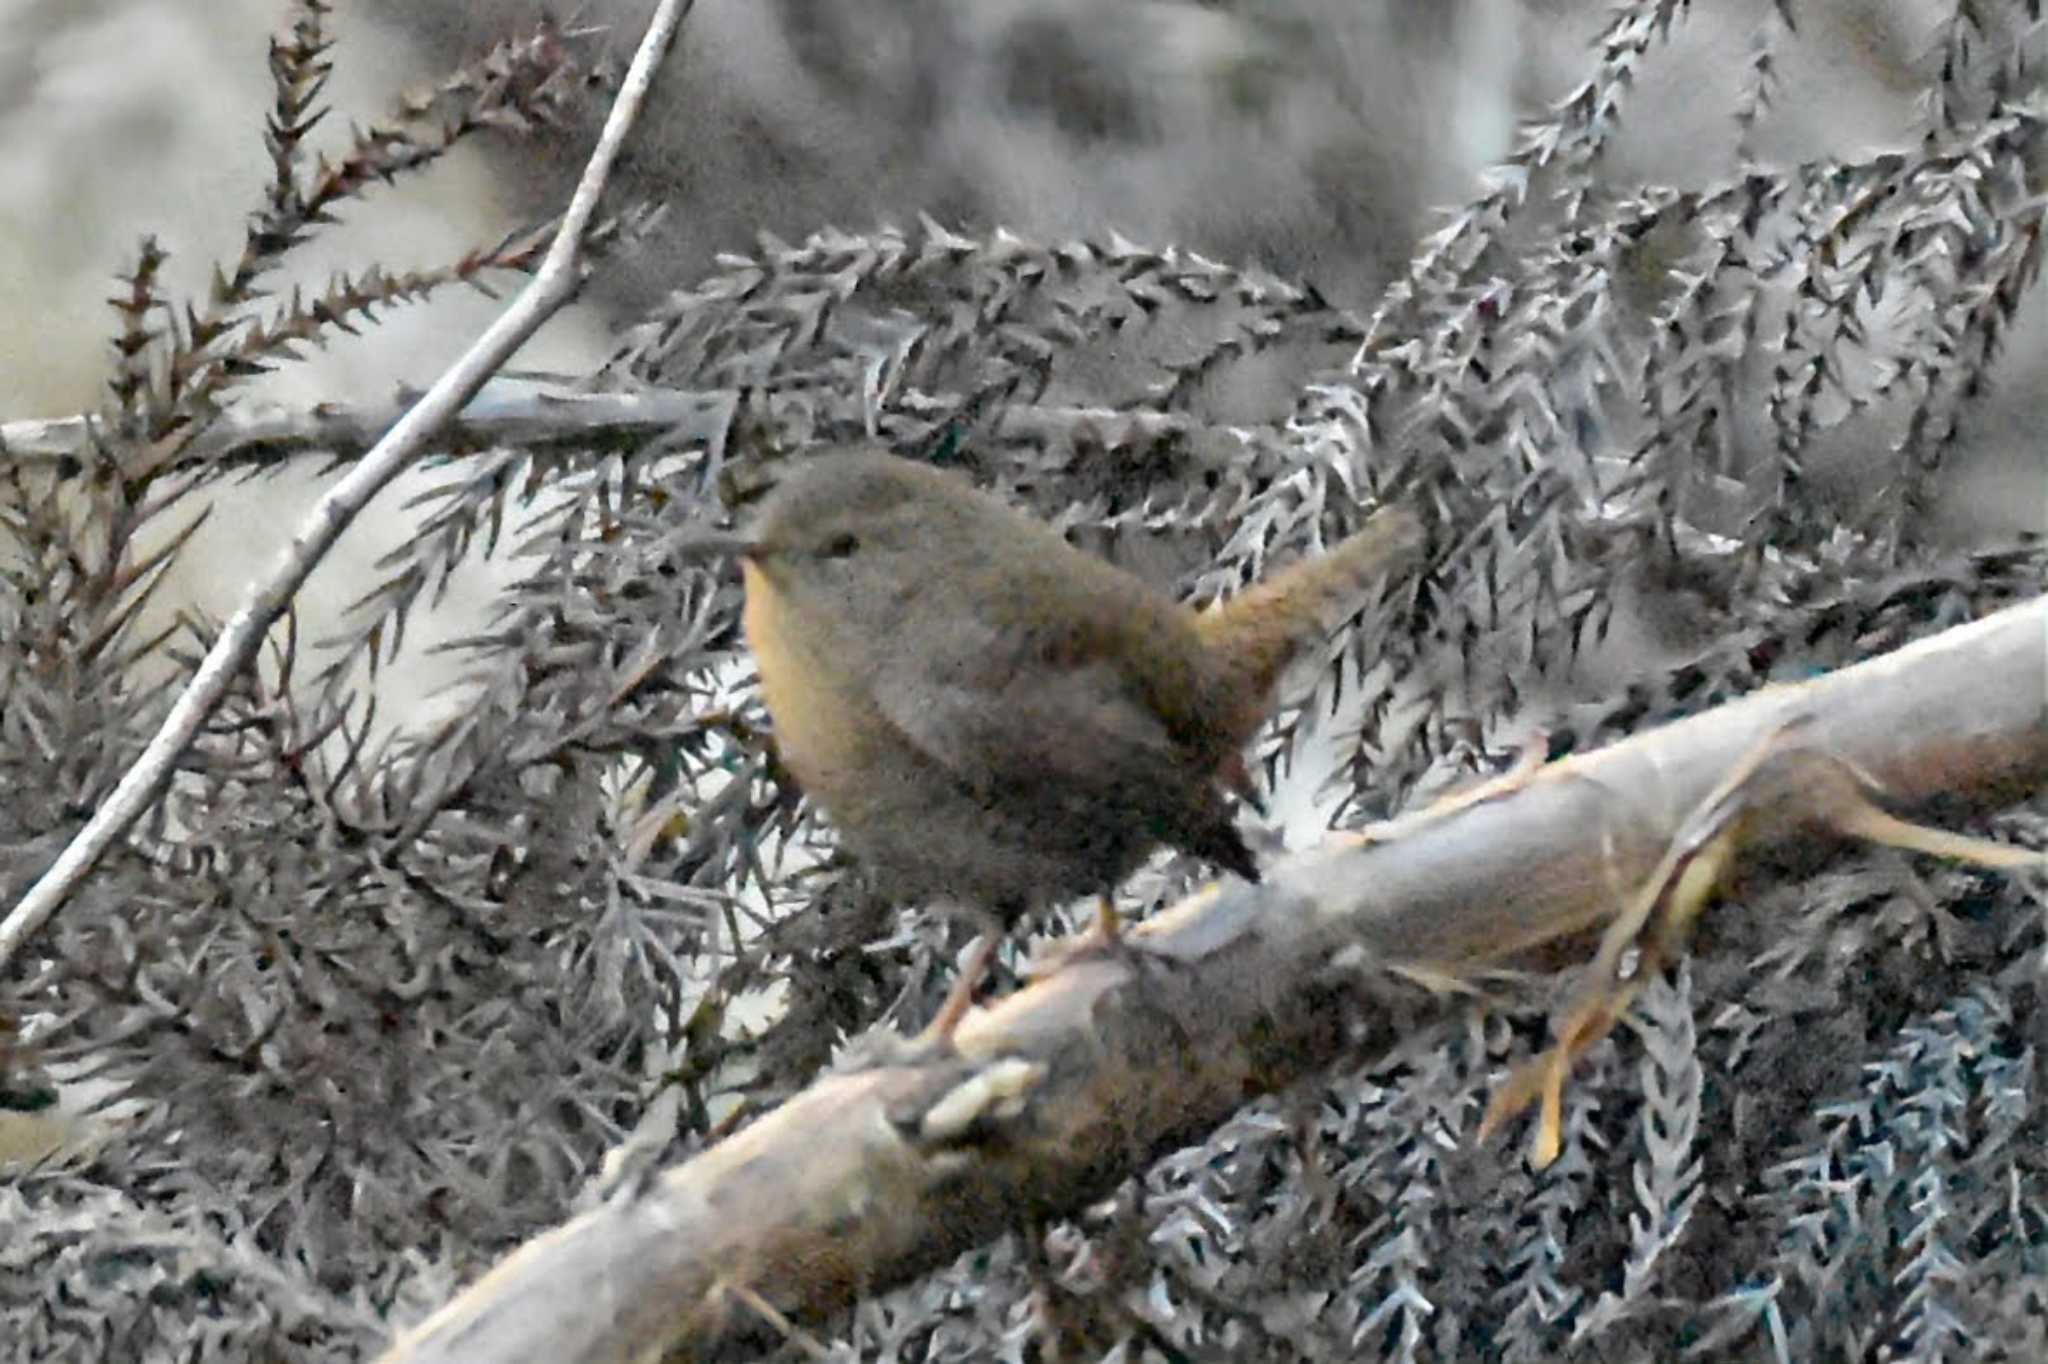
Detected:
left=0, top=0, right=697, bottom=972
left=379, top=595, right=2048, bottom=1364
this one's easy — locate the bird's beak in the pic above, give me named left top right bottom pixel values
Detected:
left=669, top=530, right=758, bottom=563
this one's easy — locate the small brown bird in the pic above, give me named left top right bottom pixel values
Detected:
left=686, top=445, right=1422, bottom=1043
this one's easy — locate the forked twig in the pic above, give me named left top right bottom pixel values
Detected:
left=1481, top=713, right=2047, bottom=1167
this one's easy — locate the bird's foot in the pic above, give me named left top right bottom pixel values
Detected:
left=1026, top=894, right=1179, bottom=982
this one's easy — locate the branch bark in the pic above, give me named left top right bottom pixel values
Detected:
left=379, top=596, right=2048, bottom=1364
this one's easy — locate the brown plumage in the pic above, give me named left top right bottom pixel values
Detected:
left=700, top=445, right=1422, bottom=1042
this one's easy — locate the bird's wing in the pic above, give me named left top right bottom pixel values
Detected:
left=865, top=592, right=1262, bottom=882
left=866, top=602, right=1193, bottom=805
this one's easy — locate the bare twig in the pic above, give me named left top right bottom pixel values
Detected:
left=0, top=0, right=696, bottom=972
left=0, top=384, right=736, bottom=474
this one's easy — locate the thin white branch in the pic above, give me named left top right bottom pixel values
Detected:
left=0, top=0, right=696, bottom=971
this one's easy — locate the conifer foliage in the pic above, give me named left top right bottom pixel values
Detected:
left=2, top=2, right=2045, bottom=1359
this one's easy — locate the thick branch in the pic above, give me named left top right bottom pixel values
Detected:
left=380, top=596, right=2047, bottom=1363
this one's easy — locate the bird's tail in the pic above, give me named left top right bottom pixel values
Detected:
left=1195, top=504, right=1426, bottom=737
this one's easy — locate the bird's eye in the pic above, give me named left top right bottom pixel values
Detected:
left=820, top=531, right=861, bottom=560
